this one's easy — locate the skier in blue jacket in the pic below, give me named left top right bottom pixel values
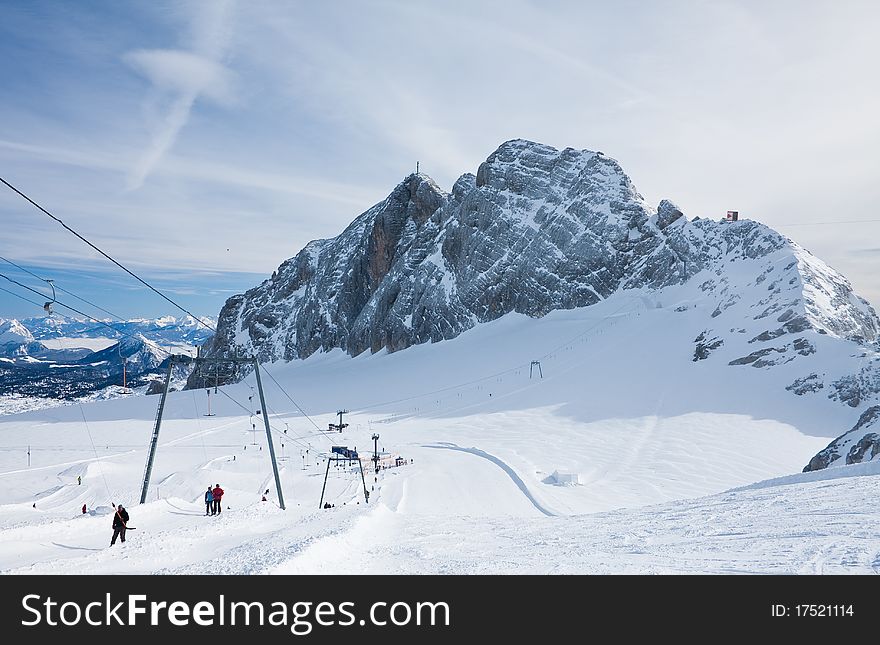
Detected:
left=204, top=486, right=213, bottom=515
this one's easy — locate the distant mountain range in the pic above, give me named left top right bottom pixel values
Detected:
left=22, top=314, right=215, bottom=345
left=0, top=315, right=214, bottom=403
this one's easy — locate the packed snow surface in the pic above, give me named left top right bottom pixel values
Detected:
left=0, top=294, right=877, bottom=574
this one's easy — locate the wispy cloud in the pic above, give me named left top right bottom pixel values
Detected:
left=0, top=137, right=377, bottom=207
left=0, top=138, right=123, bottom=173
left=2, top=0, right=880, bottom=318
left=124, top=0, right=237, bottom=190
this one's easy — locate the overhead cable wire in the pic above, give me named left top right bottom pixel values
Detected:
left=0, top=253, right=130, bottom=321
left=0, top=270, right=176, bottom=360
left=0, top=176, right=216, bottom=332
left=0, top=283, right=44, bottom=308
left=260, top=367, right=330, bottom=437
left=213, top=386, right=328, bottom=455
left=773, top=219, right=880, bottom=227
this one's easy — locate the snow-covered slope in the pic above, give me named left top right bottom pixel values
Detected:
left=3, top=139, right=878, bottom=574
left=2, top=293, right=879, bottom=574
left=200, top=140, right=879, bottom=413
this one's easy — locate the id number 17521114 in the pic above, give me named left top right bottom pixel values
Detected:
left=771, top=604, right=854, bottom=617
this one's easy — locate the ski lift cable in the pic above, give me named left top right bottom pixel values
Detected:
left=774, top=218, right=880, bottom=227
left=0, top=254, right=143, bottom=324
left=0, top=253, right=47, bottom=283
left=393, top=301, right=643, bottom=423
left=258, top=394, right=334, bottom=448
left=0, top=254, right=188, bottom=358
left=190, top=390, right=210, bottom=463
left=3, top=170, right=641, bottom=426
left=213, top=386, right=328, bottom=455
left=259, top=368, right=332, bottom=440
left=0, top=283, right=44, bottom=308
left=0, top=271, right=57, bottom=310
left=1, top=254, right=49, bottom=311
left=77, top=404, right=114, bottom=500
left=0, top=270, right=181, bottom=363
left=0, top=176, right=216, bottom=333
left=352, top=294, right=643, bottom=418
left=0, top=174, right=631, bottom=418
left=0, top=253, right=53, bottom=312
left=51, top=331, right=116, bottom=502
left=535, top=294, right=642, bottom=360
left=349, top=260, right=638, bottom=415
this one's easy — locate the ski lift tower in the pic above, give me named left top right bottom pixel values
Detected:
left=139, top=353, right=286, bottom=510
left=318, top=446, right=370, bottom=509
left=329, top=409, right=349, bottom=433
left=372, top=433, right=380, bottom=474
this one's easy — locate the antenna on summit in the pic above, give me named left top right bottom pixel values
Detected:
left=416, top=161, right=419, bottom=174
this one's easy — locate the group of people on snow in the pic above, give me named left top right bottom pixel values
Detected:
left=205, top=483, right=224, bottom=515
left=106, top=483, right=224, bottom=549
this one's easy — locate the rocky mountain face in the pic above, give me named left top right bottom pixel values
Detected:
left=804, top=406, right=880, bottom=471
left=196, top=139, right=880, bottom=411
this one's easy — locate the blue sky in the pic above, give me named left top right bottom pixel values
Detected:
left=1, top=0, right=879, bottom=322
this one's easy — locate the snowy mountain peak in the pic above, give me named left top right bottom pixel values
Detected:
left=0, top=319, right=34, bottom=345
left=197, top=140, right=880, bottom=410
left=475, top=139, right=649, bottom=230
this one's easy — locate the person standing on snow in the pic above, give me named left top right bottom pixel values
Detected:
left=204, top=486, right=213, bottom=515
left=211, top=484, right=224, bottom=515
left=111, top=504, right=129, bottom=546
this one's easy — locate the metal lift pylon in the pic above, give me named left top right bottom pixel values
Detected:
left=319, top=446, right=369, bottom=509
left=139, top=354, right=286, bottom=510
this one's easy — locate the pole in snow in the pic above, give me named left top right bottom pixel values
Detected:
left=140, top=355, right=286, bottom=510
left=319, top=458, right=331, bottom=509
left=140, top=360, right=174, bottom=504
left=372, top=433, right=380, bottom=474
left=205, top=388, right=215, bottom=416
left=359, top=458, right=370, bottom=503
left=253, top=361, right=285, bottom=510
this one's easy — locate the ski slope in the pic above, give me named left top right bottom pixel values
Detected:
left=0, top=292, right=877, bottom=574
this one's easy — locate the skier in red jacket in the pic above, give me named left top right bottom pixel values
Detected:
left=211, top=484, right=224, bottom=515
